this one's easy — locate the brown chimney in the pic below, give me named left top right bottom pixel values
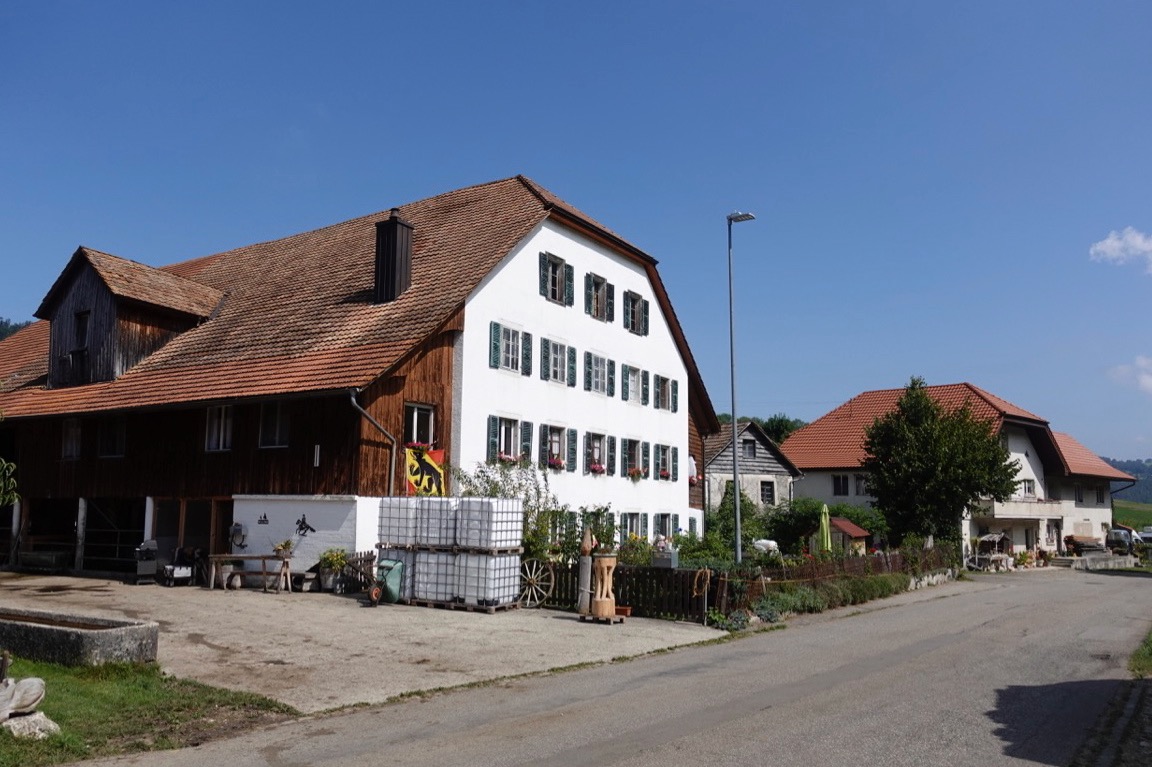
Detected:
left=374, top=208, right=413, bottom=303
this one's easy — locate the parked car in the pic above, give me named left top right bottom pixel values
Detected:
left=1106, top=529, right=1136, bottom=555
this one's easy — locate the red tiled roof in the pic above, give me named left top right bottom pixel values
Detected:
left=36, top=247, right=224, bottom=320
left=1051, top=432, right=1135, bottom=481
left=779, top=383, right=1127, bottom=483
left=779, top=383, right=1039, bottom=471
left=831, top=517, right=870, bottom=539
left=0, top=176, right=717, bottom=426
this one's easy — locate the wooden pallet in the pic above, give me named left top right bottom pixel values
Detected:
left=579, top=614, right=625, bottom=625
left=407, top=599, right=519, bottom=615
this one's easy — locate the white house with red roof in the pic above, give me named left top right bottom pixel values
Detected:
left=779, top=383, right=1134, bottom=556
left=0, top=176, right=719, bottom=575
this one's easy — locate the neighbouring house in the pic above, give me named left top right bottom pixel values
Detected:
left=0, top=176, right=720, bottom=574
left=702, top=420, right=801, bottom=512
left=779, top=383, right=1135, bottom=558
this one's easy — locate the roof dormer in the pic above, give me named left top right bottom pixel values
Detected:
left=34, top=247, right=224, bottom=388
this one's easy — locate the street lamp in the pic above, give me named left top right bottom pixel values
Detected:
left=726, top=210, right=755, bottom=563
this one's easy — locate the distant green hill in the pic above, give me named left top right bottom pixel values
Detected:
left=0, top=317, right=30, bottom=341
left=1105, top=457, right=1152, bottom=504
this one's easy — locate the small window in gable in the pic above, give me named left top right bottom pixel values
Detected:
left=622, top=290, right=650, bottom=336
left=259, top=402, right=290, bottom=448
left=741, top=438, right=756, bottom=458
left=585, top=273, right=614, bottom=321
left=539, top=252, right=574, bottom=306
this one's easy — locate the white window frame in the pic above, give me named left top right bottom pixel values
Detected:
left=404, top=403, right=434, bottom=446
left=547, top=425, right=564, bottom=461
left=620, top=512, right=643, bottom=539
left=854, top=474, right=868, bottom=496
left=498, top=417, right=519, bottom=460
left=654, top=513, right=673, bottom=538
left=741, top=438, right=756, bottom=459
left=259, top=402, right=289, bottom=449
left=501, top=326, right=521, bottom=372
left=760, top=480, right=775, bottom=506
left=587, top=432, right=605, bottom=470
left=549, top=340, right=567, bottom=383
left=656, top=444, right=670, bottom=480
left=626, top=367, right=640, bottom=403
left=205, top=405, right=233, bottom=452
left=590, top=354, right=607, bottom=394
left=1019, top=479, right=1036, bottom=497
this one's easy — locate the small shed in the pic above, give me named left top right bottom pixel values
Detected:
left=808, top=517, right=870, bottom=555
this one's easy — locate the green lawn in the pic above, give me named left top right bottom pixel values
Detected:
left=1115, top=499, right=1152, bottom=531
left=0, top=658, right=297, bottom=767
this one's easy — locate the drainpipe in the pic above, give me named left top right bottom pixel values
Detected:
left=349, top=389, right=398, bottom=497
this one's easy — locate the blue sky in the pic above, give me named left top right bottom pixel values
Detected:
left=2, top=2, right=1150, bottom=459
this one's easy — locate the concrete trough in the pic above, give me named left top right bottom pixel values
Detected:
left=0, top=608, right=158, bottom=666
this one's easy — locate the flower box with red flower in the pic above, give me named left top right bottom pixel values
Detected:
left=658, top=469, right=671, bottom=480
left=546, top=456, right=565, bottom=471
left=496, top=452, right=520, bottom=465
left=627, top=467, right=645, bottom=482
left=589, top=463, right=606, bottom=475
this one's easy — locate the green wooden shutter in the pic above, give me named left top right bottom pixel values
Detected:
left=487, top=415, right=499, bottom=462
left=567, top=347, right=577, bottom=387
left=607, top=360, right=615, bottom=397
left=566, top=428, right=577, bottom=472
left=583, top=432, right=590, bottom=474
left=641, top=299, right=650, bottom=335
left=584, top=273, right=593, bottom=315
left=689, top=518, right=698, bottom=535
left=622, top=291, right=633, bottom=331
left=489, top=322, right=501, bottom=368
left=540, top=338, right=550, bottom=381
left=671, top=447, right=679, bottom=481
left=607, top=436, right=616, bottom=476
left=620, top=364, right=630, bottom=401
left=641, top=513, right=649, bottom=539
left=641, top=371, right=650, bottom=405
left=606, top=283, right=615, bottom=322
left=539, top=423, right=549, bottom=465
left=653, top=375, right=663, bottom=409
left=671, top=380, right=679, bottom=413
left=642, top=441, right=650, bottom=478
left=538, top=253, right=549, bottom=297
left=521, top=332, right=532, bottom=377
left=520, top=421, right=533, bottom=459
left=620, top=438, right=630, bottom=474
left=583, top=351, right=592, bottom=391
left=672, top=513, right=680, bottom=535
left=564, top=264, right=574, bottom=306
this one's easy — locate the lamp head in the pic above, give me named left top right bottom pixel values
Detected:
left=727, top=211, right=755, bottom=223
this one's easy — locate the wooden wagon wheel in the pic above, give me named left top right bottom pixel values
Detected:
left=519, top=558, right=555, bottom=608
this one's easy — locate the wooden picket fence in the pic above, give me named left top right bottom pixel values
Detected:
left=543, top=548, right=951, bottom=623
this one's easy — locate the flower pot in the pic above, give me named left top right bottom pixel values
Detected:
left=319, top=569, right=336, bottom=592
left=615, top=605, right=632, bottom=618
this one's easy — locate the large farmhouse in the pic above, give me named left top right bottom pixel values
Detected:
left=780, top=383, right=1134, bottom=555
left=0, top=176, right=719, bottom=574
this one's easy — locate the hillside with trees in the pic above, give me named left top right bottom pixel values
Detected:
left=1105, top=457, right=1152, bottom=503
left=717, top=412, right=807, bottom=444
left=0, top=317, right=31, bottom=340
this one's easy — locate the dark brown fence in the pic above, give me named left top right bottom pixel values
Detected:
left=542, top=548, right=952, bottom=624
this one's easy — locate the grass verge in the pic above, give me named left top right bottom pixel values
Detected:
left=0, top=658, right=298, bottom=767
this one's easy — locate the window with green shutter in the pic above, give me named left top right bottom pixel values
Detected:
left=521, top=332, right=532, bottom=377
left=566, top=428, right=577, bottom=472
left=671, top=380, right=678, bottom=413
left=641, top=370, right=650, bottom=405
left=520, top=421, right=534, bottom=459
left=566, top=347, right=577, bottom=387
left=586, top=273, right=613, bottom=321
left=607, top=436, right=616, bottom=476
left=623, top=291, right=649, bottom=336
left=671, top=446, right=679, bottom=481
left=641, top=441, right=651, bottom=478
left=541, top=252, right=573, bottom=306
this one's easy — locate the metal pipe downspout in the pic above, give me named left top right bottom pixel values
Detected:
left=349, top=389, right=398, bottom=497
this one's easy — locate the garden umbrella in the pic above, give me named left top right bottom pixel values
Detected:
left=819, top=504, right=832, bottom=552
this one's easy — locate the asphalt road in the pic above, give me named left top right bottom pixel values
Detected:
left=65, top=568, right=1152, bottom=767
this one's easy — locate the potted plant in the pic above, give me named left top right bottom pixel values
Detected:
left=589, top=462, right=606, bottom=475
left=627, top=467, right=645, bottom=482
left=546, top=456, right=565, bottom=471
left=273, top=539, right=294, bottom=559
left=318, top=547, right=348, bottom=591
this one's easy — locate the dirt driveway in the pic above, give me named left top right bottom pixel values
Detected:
left=0, top=571, right=717, bottom=714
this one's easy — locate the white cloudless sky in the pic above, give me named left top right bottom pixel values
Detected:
left=2, top=1, right=1150, bottom=458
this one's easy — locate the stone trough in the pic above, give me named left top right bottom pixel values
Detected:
left=0, top=608, right=158, bottom=666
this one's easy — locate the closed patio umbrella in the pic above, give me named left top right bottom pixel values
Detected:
left=820, top=504, right=832, bottom=553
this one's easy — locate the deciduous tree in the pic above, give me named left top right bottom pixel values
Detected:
left=861, top=377, right=1019, bottom=545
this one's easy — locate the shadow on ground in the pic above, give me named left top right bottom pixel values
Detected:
left=989, top=679, right=1130, bottom=765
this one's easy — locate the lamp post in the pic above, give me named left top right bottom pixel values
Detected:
left=726, top=210, right=755, bottom=563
